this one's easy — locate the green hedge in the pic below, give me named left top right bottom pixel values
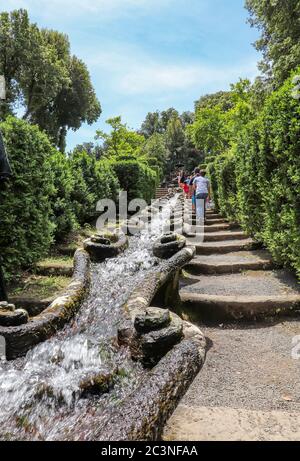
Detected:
left=258, top=76, right=300, bottom=274
left=235, top=118, right=266, bottom=239
left=69, top=151, right=120, bottom=225
left=112, top=159, right=157, bottom=203
left=211, top=73, right=300, bottom=276
left=207, top=160, right=219, bottom=211
left=0, top=117, right=54, bottom=278
left=214, top=150, right=238, bottom=222
left=205, top=155, right=216, bottom=164
left=50, top=150, right=78, bottom=241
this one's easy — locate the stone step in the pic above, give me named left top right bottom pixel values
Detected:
left=184, top=250, right=275, bottom=275
left=184, top=211, right=222, bottom=218
left=203, top=223, right=231, bottom=232
left=163, top=405, right=300, bottom=441
left=184, top=218, right=228, bottom=226
left=203, top=231, right=248, bottom=243
left=188, top=238, right=259, bottom=255
left=184, top=223, right=237, bottom=233
left=179, top=270, right=300, bottom=321
left=205, top=218, right=228, bottom=225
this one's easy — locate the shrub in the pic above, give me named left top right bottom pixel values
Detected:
left=213, top=150, right=238, bottom=221
left=258, top=76, right=300, bottom=273
left=49, top=150, right=78, bottom=241
left=206, top=160, right=219, bottom=211
left=0, top=117, right=54, bottom=278
left=211, top=72, right=300, bottom=276
left=235, top=118, right=266, bottom=239
left=69, top=150, right=120, bottom=225
left=112, top=159, right=157, bottom=203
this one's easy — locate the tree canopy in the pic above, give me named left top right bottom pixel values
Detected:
left=0, top=9, right=101, bottom=150
left=246, top=0, right=300, bottom=85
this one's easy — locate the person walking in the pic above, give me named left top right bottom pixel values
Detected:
left=179, top=171, right=186, bottom=190
left=189, top=171, right=196, bottom=210
left=184, top=176, right=190, bottom=198
left=193, top=169, right=211, bottom=221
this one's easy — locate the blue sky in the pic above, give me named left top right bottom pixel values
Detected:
left=4, top=0, right=261, bottom=150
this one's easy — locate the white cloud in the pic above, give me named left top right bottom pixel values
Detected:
left=4, top=0, right=173, bottom=17
left=87, top=45, right=259, bottom=96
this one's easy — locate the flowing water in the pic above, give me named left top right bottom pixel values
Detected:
left=0, top=197, right=177, bottom=441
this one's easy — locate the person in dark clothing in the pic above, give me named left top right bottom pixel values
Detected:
left=0, top=130, right=12, bottom=180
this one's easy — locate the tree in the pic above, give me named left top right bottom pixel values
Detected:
left=188, top=106, right=228, bottom=157
left=0, top=9, right=101, bottom=150
left=95, top=116, right=145, bottom=158
left=195, top=91, right=233, bottom=112
left=180, top=111, right=194, bottom=128
left=246, top=0, right=300, bottom=85
left=160, top=108, right=179, bottom=131
left=140, top=111, right=162, bottom=137
left=142, top=132, right=169, bottom=171
left=37, top=54, right=101, bottom=151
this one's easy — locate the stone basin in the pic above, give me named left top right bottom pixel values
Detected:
left=153, top=233, right=186, bottom=259
left=84, top=232, right=128, bottom=262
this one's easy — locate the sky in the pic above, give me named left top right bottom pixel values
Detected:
left=3, top=0, right=261, bottom=150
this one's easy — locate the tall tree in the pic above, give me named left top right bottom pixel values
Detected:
left=142, top=132, right=169, bottom=169
left=160, top=108, right=179, bottom=131
left=140, top=111, right=162, bottom=138
left=95, top=116, right=145, bottom=158
left=246, top=0, right=300, bottom=85
left=195, top=91, right=233, bottom=112
left=0, top=9, right=101, bottom=150
left=188, top=106, right=228, bottom=157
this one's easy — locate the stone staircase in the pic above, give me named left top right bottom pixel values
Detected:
left=179, top=207, right=300, bottom=322
left=163, top=204, right=300, bottom=441
left=155, top=187, right=169, bottom=199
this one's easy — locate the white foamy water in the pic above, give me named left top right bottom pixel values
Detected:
left=0, top=197, right=178, bottom=440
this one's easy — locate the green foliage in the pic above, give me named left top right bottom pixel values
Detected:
left=188, top=105, right=228, bottom=156
left=142, top=133, right=169, bottom=168
left=210, top=71, right=300, bottom=276
left=246, top=0, right=300, bottom=85
left=69, top=149, right=119, bottom=225
left=95, top=116, right=145, bottom=158
left=195, top=91, right=233, bottom=112
left=140, top=111, right=162, bottom=138
left=214, top=150, right=238, bottom=222
left=258, top=75, right=300, bottom=273
left=235, top=117, right=266, bottom=239
left=0, top=117, right=54, bottom=278
left=49, top=150, right=78, bottom=241
left=112, top=159, right=157, bottom=203
left=206, top=161, right=219, bottom=211
left=139, top=109, right=198, bottom=174
left=0, top=9, right=101, bottom=150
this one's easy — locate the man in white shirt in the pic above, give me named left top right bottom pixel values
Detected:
left=193, top=169, right=211, bottom=221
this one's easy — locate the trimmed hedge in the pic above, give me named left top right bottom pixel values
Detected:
left=50, top=150, right=78, bottom=241
left=0, top=117, right=54, bottom=278
left=213, top=150, right=238, bottom=222
left=69, top=151, right=120, bottom=225
left=207, top=160, right=220, bottom=211
left=0, top=118, right=160, bottom=279
left=258, top=76, right=300, bottom=274
left=112, top=159, right=157, bottom=203
left=210, top=73, right=300, bottom=276
left=235, top=118, right=266, bottom=239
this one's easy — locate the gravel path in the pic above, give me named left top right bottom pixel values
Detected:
left=181, top=319, right=300, bottom=412
left=164, top=318, right=300, bottom=440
